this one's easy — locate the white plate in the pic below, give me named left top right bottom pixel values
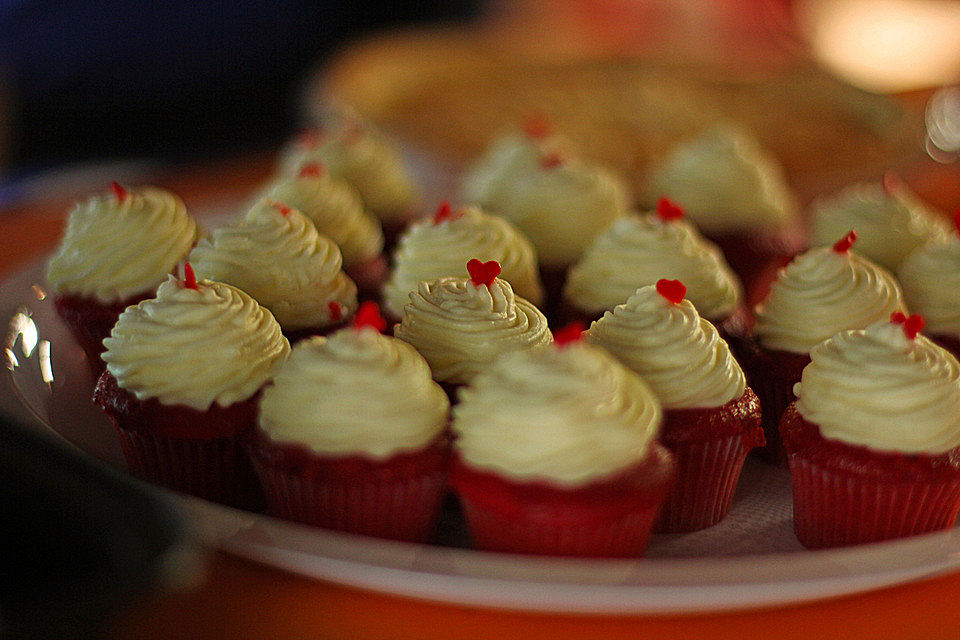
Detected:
left=6, top=235, right=960, bottom=615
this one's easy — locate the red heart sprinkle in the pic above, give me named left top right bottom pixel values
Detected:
left=553, top=321, right=586, bottom=347
left=540, top=152, right=564, bottom=169
left=298, top=163, right=325, bottom=179
left=433, top=201, right=456, bottom=224
left=655, top=197, right=684, bottom=222
left=890, top=311, right=924, bottom=339
left=110, top=181, right=129, bottom=202
left=656, top=279, right=686, bottom=305
left=890, top=311, right=907, bottom=324
left=522, top=113, right=551, bottom=139
left=832, top=230, right=857, bottom=253
left=328, top=301, right=343, bottom=322
left=466, top=259, right=501, bottom=287
left=182, top=263, right=198, bottom=290
left=269, top=200, right=293, bottom=216
left=353, top=301, right=386, bottom=333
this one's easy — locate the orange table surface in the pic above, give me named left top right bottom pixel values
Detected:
left=4, top=151, right=960, bottom=640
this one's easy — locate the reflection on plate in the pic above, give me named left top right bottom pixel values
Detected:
left=5, top=252, right=960, bottom=614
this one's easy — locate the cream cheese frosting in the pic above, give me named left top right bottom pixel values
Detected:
left=795, top=320, right=960, bottom=454
left=393, top=276, right=552, bottom=385
left=899, top=236, right=960, bottom=338
left=278, top=119, right=417, bottom=221
left=587, top=285, right=746, bottom=409
left=256, top=166, right=384, bottom=269
left=563, top=213, right=742, bottom=319
left=257, top=327, right=449, bottom=459
left=188, top=200, right=357, bottom=331
left=754, top=247, right=904, bottom=354
left=453, top=341, right=662, bottom=487
left=102, top=275, right=290, bottom=410
left=809, top=181, right=950, bottom=272
left=46, top=186, right=200, bottom=302
left=642, top=125, right=797, bottom=234
left=383, top=205, right=544, bottom=317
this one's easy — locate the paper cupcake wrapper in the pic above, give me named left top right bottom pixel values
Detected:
left=655, top=433, right=753, bottom=533
left=251, top=458, right=447, bottom=543
left=789, top=454, right=960, bottom=549
left=115, top=426, right=261, bottom=509
left=750, top=369, right=800, bottom=465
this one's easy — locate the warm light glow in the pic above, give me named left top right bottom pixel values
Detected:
left=39, top=340, right=53, bottom=385
left=927, top=86, right=960, bottom=162
left=798, top=0, right=960, bottom=92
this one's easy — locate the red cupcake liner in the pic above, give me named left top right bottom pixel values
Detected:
left=744, top=346, right=810, bottom=465
left=346, top=253, right=389, bottom=304
left=248, top=433, right=449, bottom=543
left=54, top=292, right=149, bottom=375
left=781, top=404, right=960, bottom=548
left=708, top=226, right=805, bottom=307
left=450, top=444, right=675, bottom=557
left=931, top=333, right=960, bottom=362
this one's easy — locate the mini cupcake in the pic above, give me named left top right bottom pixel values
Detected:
left=640, top=125, right=803, bottom=297
left=383, top=202, right=544, bottom=320
left=749, top=231, right=905, bottom=461
left=277, top=110, right=418, bottom=248
left=188, top=199, right=358, bottom=341
left=450, top=327, right=675, bottom=557
left=463, top=120, right=629, bottom=316
left=255, top=162, right=386, bottom=295
left=393, top=259, right=552, bottom=399
left=46, top=183, right=201, bottom=371
left=588, top=280, right=763, bottom=532
left=898, top=213, right=960, bottom=358
left=93, top=266, right=290, bottom=507
left=809, top=175, right=950, bottom=273
left=563, top=198, right=747, bottom=348
left=248, top=302, right=450, bottom=543
left=782, top=314, right=960, bottom=548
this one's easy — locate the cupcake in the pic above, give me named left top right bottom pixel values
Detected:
left=809, top=175, right=950, bottom=273
left=188, top=199, right=358, bottom=341
left=277, top=109, right=418, bottom=248
left=46, top=183, right=201, bottom=372
left=588, top=280, right=763, bottom=532
left=898, top=213, right=960, bottom=358
left=640, top=125, right=803, bottom=297
left=782, top=314, right=960, bottom=548
left=563, top=198, right=747, bottom=349
left=255, top=162, right=386, bottom=295
left=248, top=302, right=450, bottom=543
left=749, top=231, right=905, bottom=461
left=383, top=202, right=544, bottom=320
left=393, top=259, right=552, bottom=399
left=462, top=120, right=629, bottom=316
left=450, top=327, right=675, bottom=557
left=93, top=266, right=290, bottom=507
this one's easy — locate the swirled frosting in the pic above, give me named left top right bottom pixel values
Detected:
left=257, top=328, right=449, bottom=459
left=754, top=247, right=904, bottom=354
left=102, top=276, right=290, bottom=410
left=188, top=200, right=357, bottom=331
left=899, top=237, right=960, bottom=338
left=587, top=285, right=746, bottom=409
left=563, top=214, right=742, bottom=319
left=795, top=321, right=960, bottom=454
left=393, top=276, right=552, bottom=385
left=453, top=342, right=662, bottom=486
left=46, top=187, right=200, bottom=302
left=256, top=169, right=383, bottom=269
left=383, top=205, right=544, bottom=317
left=491, top=157, right=629, bottom=267
left=278, top=120, right=417, bottom=221
left=809, top=182, right=950, bottom=272
left=642, top=126, right=797, bottom=234
left=461, top=130, right=569, bottom=214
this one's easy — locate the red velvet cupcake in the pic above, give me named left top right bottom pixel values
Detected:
left=94, top=267, right=290, bottom=507
left=46, top=183, right=200, bottom=372
left=781, top=315, right=960, bottom=548
left=588, top=280, right=763, bottom=532
left=450, top=326, right=674, bottom=557
left=249, top=303, right=451, bottom=542
left=748, top=231, right=905, bottom=462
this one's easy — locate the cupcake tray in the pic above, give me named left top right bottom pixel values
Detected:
left=7, top=245, right=960, bottom=614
